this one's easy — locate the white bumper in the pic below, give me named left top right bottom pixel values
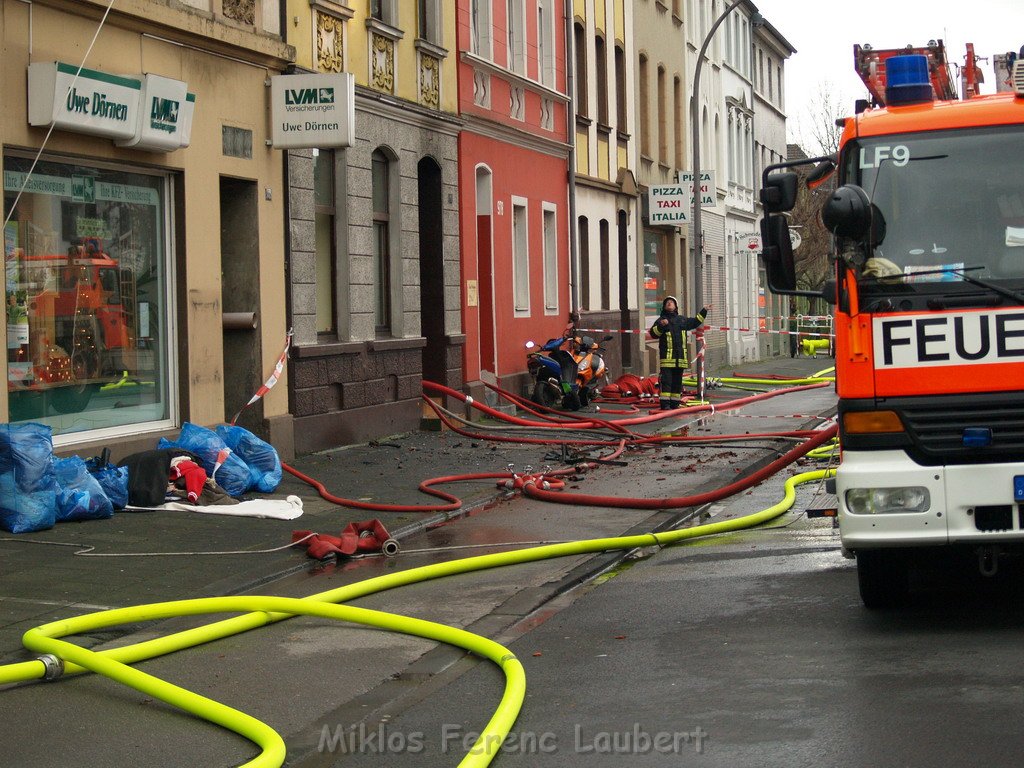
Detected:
left=837, top=450, right=1024, bottom=549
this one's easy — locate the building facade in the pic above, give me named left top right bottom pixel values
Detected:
left=633, top=0, right=688, bottom=375
left=284, top=0, right=463, bottom=452
left=685, top=0, right=728, bottom=372
left=753, top=18, right=795, bottom=359
left=457, top=0, right=571, bottom=401
left=2, top=0, right=294, bottom=457
left=720, top=0, right=758, bottom=364
left=572, top=0, right=639, bottom=379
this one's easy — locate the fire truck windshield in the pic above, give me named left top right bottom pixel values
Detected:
left=848, top=125, right=1024, bottom=298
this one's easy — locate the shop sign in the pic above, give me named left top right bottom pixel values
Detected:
left=647, top=185, right=690, bottom=225
left=29, top=62, right=141, bottom=141
left=4, top=171, right=161, bottom=207
left=270, top=73, right=355, bottom=149
left=117, top=74, right=196, bottom=152
left=677, top=170, right=718, bottom=209
left=28, top=63, right=194, bottom=152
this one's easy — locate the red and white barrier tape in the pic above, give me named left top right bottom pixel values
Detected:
left=577, top=325, right=835, bottom=339
left=230, top=329, right=293, bottom=426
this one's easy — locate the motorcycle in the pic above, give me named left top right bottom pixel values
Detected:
left=525, top=330, right=613, bottom=411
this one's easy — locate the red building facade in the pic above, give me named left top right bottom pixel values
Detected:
left=457, top=0, right=571, bottom=398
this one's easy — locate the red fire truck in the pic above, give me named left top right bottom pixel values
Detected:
left=760, top=49, right=1024, bottom=607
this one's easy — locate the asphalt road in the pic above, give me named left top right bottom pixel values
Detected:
left=306, top=478, right=1024, bottom=768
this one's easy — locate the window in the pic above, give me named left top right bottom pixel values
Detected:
left=638, top=54, right=650, bottom=155
left=674, top=75, right=683, bottom=168
left=657, top=65, right=667, bottom=159
left=578, top=216, right=590, bottom=310
left=507, top=0, right=524, bottom=73
left=313, top=149, right=336, bottom=334
left=599, top=219, right=610, bottom=310
left=595, top=36, right=608, bottom=125
left=574, top=22, right=588, bottom=116
left=538, top=0, right=555, bottom=87
left=470, top=0, right=491, bottom=57
left=370, top=0, right=395, bottom=26
left=418, top=0, right=440, bottom=43
left=512, top=198, right=529, bottom=312
left=371, top=149, right=392, bottom=333
left=542, top=205, right=558, bottom=311
left=615, top=46, right=627, bottom=130
left=4, top=154, right=173, bottom=438
left=767, top=56, right=774, bottom=100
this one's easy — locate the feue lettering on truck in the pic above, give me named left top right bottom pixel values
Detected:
left=758, top=42, right=1024, bottom=608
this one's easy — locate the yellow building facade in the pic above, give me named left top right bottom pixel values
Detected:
left=2, top=0, right=295, bottom=456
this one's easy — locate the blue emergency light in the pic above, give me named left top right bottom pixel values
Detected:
left=885, top=54, right=934, bottom=106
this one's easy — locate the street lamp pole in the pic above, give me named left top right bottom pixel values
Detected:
left=690, top=0, right=747, bottom=399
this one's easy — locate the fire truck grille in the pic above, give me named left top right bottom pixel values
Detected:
left=898, top=394, right=1024, bottom=465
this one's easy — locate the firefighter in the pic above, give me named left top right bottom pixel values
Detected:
left=650, top=296, right=710, bottom=410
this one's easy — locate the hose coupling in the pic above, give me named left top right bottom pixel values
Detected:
left=524, top=465, right=533, bottom=475
left=381, top=538, right=400, bottom=557
left=39, top=654, right=64, bottom=681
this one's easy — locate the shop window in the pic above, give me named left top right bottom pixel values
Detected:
left=512, top=198, right=529, bottom=313
left=4, top=155, right=173, bottom=438
left=313, top=149, right=336, bottom=334
left=371, top=149, right=392, bottom=333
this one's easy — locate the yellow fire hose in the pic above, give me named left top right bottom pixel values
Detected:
left=1, top=467, right=834, bottom=767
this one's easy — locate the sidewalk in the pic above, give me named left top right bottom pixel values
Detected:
left=0, top=354, right=835, bottom=664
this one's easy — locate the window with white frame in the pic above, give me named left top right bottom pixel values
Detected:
left=542, top=204, right=558, bottom=311
left=506, top=0, right=525, bottom=73
left=370, top=0, right=397, bottom=27
left=417, top=0, right=442, bottom=44
left=538, top=0, right=555, bottom=87
left=512, top=198, right=529, bottom=312
left=470, top=0, right=492, bottom=58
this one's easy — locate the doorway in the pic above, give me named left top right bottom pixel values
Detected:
left=418, top=157, right=445, bottom=384
left=220, top=177, right=261, bottom=432
left=617, top=209, right=633, bottom=369
left=475, top=166, right=496, bottom=377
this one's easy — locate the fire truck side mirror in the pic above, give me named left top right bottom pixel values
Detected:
left=806, top=157, right=837, bottom=189
left=760, top=213, right=797, bottom=292
left=822, top=184, right=872, bottom=240
left=760, top=172, right=799, bottom=213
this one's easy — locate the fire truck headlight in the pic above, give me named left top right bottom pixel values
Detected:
left=845, top=487, right=931, bottom=515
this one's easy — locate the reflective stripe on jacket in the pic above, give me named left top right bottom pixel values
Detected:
left=650, top=308, right=707, bottom=368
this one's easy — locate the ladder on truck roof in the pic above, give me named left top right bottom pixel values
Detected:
left=854, top=39, right=958, bottom=106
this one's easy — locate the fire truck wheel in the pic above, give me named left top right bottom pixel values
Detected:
left=856, top=549, right=910, bottom=609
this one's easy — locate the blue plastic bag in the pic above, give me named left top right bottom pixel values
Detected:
left=0, top=423, right=57, bottom=534
left=54, top=456, right=113, bottom=522
left=85, top=454, right=129, bottom=510
left=216, top=425, right=282, bottom=493
left=159, top=422, right=251, bottom=497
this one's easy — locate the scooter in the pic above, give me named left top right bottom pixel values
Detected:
left=525, top=331, right=612, bottom=411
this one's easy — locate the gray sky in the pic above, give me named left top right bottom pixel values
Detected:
left=752, top=0, right=1024, bottom=151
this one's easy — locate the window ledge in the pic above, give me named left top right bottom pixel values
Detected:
left=575, top=114, right=594, bottom=129
left=365, top=17, right=404, bottom=42
left=369, top=336, right=427, bottom=351
left=596, top=122, right=612, bottom=136
left=309, top=0, right=355, bottom=21
left=616, top=129, right=631, bottom=142
left=415, top=38, right=449, bottom=59
left=293, top=340, right=366, bottom=358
